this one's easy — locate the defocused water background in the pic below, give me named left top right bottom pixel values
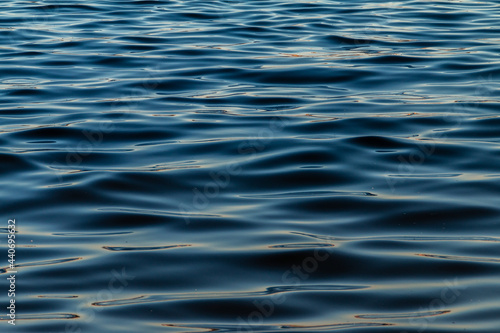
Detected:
left=1, top=0, right=500, bottom=332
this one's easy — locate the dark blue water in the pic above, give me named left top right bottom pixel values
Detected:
left=1, top=0, right=500, bottom=332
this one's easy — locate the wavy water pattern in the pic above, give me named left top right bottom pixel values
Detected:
left=1, top=0, right=500, bottom=332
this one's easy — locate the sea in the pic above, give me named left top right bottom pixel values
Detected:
left=1, top=0, right=500, bottom=332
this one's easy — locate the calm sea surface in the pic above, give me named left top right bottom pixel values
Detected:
left=1, top=0, right=500, bottom=332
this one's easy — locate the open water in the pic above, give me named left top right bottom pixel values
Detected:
left=1, top=0, right=500, bottom=332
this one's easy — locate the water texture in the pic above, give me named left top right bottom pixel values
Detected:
left=1, top=0, right=500, bottom=332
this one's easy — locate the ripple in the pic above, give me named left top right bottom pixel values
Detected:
left=356, top=310, right=450, bottom=319
left=269, top=243, right=334, bottom=249
left=0, top=313, right=79, bottom=321
left=388, top=173, right=462, bottom=178
left=92, top=284, right=369, bottom=307
left=0, top=257, right=83, bottom=275
left=292, top=232, right=500, bottom=244
left=417, top=253, right=500, bottom=264
left=240, top=191, right=377, bottom=199
left=97, top=207, right=222, bottom=218
left=162, top=322, right=392, bottom=332
left=53, top=231, right=133, bottom=237
left=103, top=244, right=191, bottom=252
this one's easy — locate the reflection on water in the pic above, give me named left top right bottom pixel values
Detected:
left=1, top=0, right=500, bottom=332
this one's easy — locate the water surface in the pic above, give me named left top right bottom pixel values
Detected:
left=1, top=0, right=500, bottom=332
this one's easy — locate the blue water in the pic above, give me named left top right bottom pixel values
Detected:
left=1, top=0, right=500, bottom=332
